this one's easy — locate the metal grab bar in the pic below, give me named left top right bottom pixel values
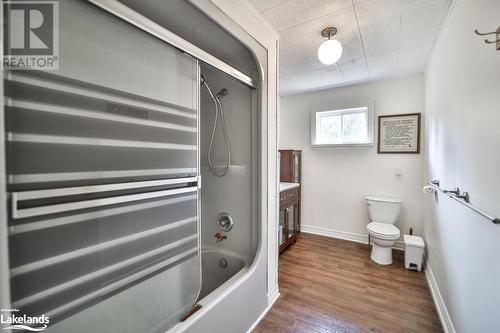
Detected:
left=11, top=177, right=198, bottom=219
left=427, top=180, right=500, bottom=224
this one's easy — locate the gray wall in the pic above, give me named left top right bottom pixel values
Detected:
left=200, top=65, right=255, bottom=259
left=120, top=0, right=258, bottom=78
left=424, top=0, right=500, bottom=331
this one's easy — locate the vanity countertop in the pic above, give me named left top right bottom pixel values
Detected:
left=279, top=182, right=300, bottom=192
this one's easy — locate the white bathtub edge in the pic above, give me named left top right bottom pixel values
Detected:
left=167, top=247, right=253, bottom=333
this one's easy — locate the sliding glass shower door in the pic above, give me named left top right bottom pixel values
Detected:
left=3, top=0, right=201, bottom=332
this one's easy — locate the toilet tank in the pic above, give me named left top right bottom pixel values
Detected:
left=366, top=196, right=402, bottom=224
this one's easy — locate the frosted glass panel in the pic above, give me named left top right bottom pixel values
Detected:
left=4, top=1, right=201, bottom=332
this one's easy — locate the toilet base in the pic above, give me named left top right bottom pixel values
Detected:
left=370, top=243, right=393, bottom=265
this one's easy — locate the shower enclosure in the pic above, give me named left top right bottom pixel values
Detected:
left=1, top=0, right=260, bottom=332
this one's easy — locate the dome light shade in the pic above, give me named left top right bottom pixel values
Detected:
left=318, top=39, right=342, bottom=65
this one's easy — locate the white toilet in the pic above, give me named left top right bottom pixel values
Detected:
left=366, top=196, right=402, bottom=265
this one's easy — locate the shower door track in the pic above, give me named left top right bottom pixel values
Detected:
left=86, top=0, right=257, bottom=89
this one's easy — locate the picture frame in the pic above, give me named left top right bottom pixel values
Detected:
left=377, top=113, right=421, bottom=154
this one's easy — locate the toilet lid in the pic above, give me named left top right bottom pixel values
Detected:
left=367, top=222, right=400, bottom=239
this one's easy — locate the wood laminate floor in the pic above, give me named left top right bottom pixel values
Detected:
left=253, top=233, right=443, bottom=333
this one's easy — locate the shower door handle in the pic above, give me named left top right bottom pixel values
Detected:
left=11, top=177, right=198, bottom=219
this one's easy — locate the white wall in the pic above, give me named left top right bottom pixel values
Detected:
left=280, top=75, right=425, bottom=243
left=424, top=0, right=500, bottom=332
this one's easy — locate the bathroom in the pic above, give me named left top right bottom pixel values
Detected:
left=0, top=0, right=499, bottom=332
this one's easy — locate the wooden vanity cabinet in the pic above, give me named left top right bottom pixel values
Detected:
left=279, top=150, right=301, bottom=183
left=279, top=186, right=300, bottom=253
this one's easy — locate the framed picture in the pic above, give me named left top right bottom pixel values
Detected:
left=377, top=113, right=421, bottom=154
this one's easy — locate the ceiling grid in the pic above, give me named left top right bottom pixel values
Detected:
left=249, top=0, right=452, bottom=95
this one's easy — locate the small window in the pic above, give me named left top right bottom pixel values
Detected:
left=311, top=106, right=373, bottom=147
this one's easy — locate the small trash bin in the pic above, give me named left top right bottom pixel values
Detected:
left=404, top=235, right=425, bottom=271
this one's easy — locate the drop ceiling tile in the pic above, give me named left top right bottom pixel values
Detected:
left=282, top=6, right=365, bottom=65
left=247, top=0, right=284, bottom=12
left=283, top=65, right=344, bottom=93
left=370, top=64, right=396, bottom=80
left=341, top=68, right=371, bottom=83
left=403, top=0, right=452, bottom=14
left=354, top=0, right=402, bottom=22
left=367, top=53, right=396, bottom=79
left=249, top=0, right=452, bottom=94
left=367, top=52, right=397, bottom=68
left=338, top=56, right=367, bottom=73
left=401, top=0, right=451, bottom=30
left=354, top=0, right=401, bottom=59
left=262, top=0, right=352, bottom=32
left=361, top=31, right=399, bottom=57
left=399, top=25, right=442, bottom=49
left=398, top=41, right=434, bottom=70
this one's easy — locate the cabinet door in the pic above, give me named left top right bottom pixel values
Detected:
left=292, top=151, right=301, bottom=183
left=279, top=209, right=286, bottom=246
left=286, top=205, right=296, bottom=239
left=279, top=150, right=293, bottom=182
left=296, top=198, right=301, bottom=232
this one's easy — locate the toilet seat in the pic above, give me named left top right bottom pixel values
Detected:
left=367, top=222, right=400, bottom=240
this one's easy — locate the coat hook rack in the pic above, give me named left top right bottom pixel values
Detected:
left=426, top=180, right=499, bottom=224
left=475, top=27, right=500, bottom=50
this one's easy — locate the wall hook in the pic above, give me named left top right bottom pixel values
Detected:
left=454, top=192, right=470, bottom=203
left=429, top=180, right=440, bottom=187
left=475, top=27, right=500, bottom=50
left=444, top=187, right=460, bottom=196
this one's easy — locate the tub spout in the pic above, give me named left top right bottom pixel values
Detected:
left=214, top=232, right=227, bottom=243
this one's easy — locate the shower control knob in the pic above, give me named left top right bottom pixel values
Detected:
left=216, top=212, right=234, bottom=232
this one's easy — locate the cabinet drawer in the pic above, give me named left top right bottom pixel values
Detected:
left=280, top=187, right=300, bottom=208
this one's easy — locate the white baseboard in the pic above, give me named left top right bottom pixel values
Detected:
left=267, top=285, right=280, bottom=306
left=246, top=286, right=280, bottom=333
left=300, top=224, right=405, bottom=251
left=425, top=261, right=456, bottom=333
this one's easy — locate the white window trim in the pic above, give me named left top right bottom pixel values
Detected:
left=310, top=103, right=375, bottom=148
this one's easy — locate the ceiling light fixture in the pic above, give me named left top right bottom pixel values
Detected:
left=318, top=26, right=342, bottom=65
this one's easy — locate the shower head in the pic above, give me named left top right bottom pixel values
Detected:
left=215, top=88, right=228, bottom=99
left=200, top=75, right=205, bottom=85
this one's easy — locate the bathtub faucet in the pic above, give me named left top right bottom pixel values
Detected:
left=214, top=232, right=227, bottom=243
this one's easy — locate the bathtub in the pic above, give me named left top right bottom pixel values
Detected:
left=168, top=248, right=249, bottom=332
left=196, top=248, right=249, bottom=305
